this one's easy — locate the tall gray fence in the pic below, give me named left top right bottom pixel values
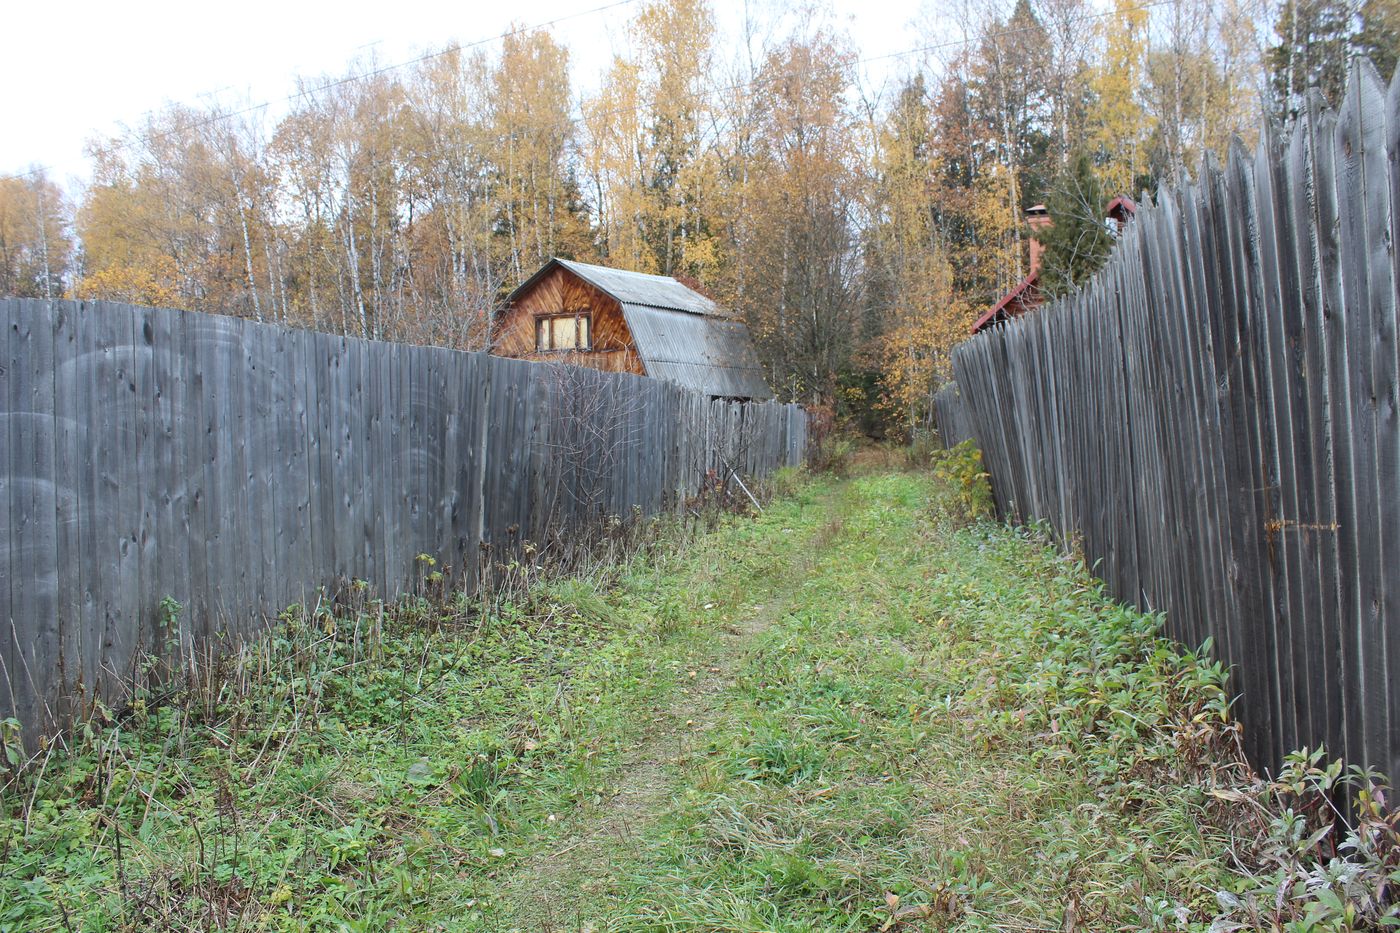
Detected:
left=2, top=298, right=807, bottom=739
left=937, top=62, right=1399, bottom=784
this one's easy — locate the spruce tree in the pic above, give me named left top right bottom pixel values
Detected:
left=1357, top=0, right=1400, bottom=85
left=1269, top=0, right=1353, bottom=117
left=1037, top=153, right=1116, bottom=299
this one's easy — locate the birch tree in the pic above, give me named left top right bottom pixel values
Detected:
left=0, top=171, right=73, bottom=300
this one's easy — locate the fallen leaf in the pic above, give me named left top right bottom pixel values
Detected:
left=1208, top=788, right=1248, bottom=802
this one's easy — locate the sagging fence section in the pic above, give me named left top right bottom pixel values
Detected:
left=936, top=63, right=1399, bottom=784
left=2, top=298, right=807, bottom=739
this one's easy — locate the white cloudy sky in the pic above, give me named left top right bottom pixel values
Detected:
left=2, top=0, right=944, bottom=189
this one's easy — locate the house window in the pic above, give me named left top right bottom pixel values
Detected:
left=536, top=313, right=591, bottom=351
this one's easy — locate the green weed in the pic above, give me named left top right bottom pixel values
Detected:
left=931, top=439, right=994, bottom=524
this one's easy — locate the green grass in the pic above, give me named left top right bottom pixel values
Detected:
left=0, top=468, right=1300, bottom=931
left=568, top=473, right=1249, bottom=932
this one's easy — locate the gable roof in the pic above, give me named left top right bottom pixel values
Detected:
left=507, top=258, right=773, bottom=400
left=506, top=257, right=720, bottom=316
left=1105, top=195, right=1138, bottom=222
left=557, top=259, right=720, bottom=315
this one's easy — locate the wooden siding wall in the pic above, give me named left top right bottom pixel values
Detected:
left=935, top=64, right=1399, bottom=784
left=0, top=298, right=808, bottom=743
left=494, top=266, right=644, bottom=374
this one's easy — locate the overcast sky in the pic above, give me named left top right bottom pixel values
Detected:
left=2, top=0, right=937, bottom=190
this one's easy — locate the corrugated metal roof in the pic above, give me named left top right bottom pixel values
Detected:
left=621, top=303, right=773, bottom=400
left=555, top=259, right=719, bottom=316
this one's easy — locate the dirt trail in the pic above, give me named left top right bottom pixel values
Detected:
left=502, top=489, right=848, bottom=932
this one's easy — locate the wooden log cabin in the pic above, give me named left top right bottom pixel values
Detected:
left=494, top=258, right=773, bottom=401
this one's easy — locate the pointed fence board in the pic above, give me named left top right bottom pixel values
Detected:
left=936, top=62, right=1400, bottom=783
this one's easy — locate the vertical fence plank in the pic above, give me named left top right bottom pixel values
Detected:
left=1349, top=62, right=1397, bottom=772
left=323, top=335, right=350, bottom=587
left=137, top=307, right=183, bottom=668
left=197, top=314, right=235, bottom=645
left=1336, top=67, right=1387, bottom=774
left=97, top=303, right=142, bottom=701
left=184, top=313, right=214, bottom=649
left=280, top=326, right=313, bottom=611
left=348, top=338, right=374, bottom=589
left=1, top=300, right=13, bottom=723
left=243, top=322, right=272, bottom=636
left=170, top=310, right=203, bottom=657
left=941, top=67, right=1399, bottom=783
left=1382, top=68, right=1400, bottom=782
left=4, top=298, right=59, bottom=729
left=1253, top=127, right=1304, bottom=758
left=405, top=345, right=435, bottom=584
left=20, top=302, right=59, bottom=730
left=50, top=302, right=84, bottom=721
left=372, top=341, right=389, bottom=591
left=0, top=298, right=807, bottom=745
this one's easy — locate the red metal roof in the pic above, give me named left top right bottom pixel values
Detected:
left=970, top=268, right=1041, bottom=334
left=1105, top=195, right=1138, bottom=221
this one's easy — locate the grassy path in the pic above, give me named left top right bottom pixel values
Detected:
left=2, top=470, right=1252, bottom=932
left=496, top=481, right=850, bottom=929
left=482, top=472, right=1244, bottom=931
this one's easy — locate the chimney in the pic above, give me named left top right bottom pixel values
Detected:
left=1025, top=204, right=1052, bottom=274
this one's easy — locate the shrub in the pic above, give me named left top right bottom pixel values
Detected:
left=931, top=440, right=994, bottom=523
left=811, top=436, right=855, bottom=477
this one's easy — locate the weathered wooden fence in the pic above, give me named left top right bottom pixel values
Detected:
left=936, top=62, right=1399, bottom=784
left=1, top=298, right=807, bottom=739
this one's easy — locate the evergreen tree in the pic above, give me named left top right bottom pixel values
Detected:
left=1357, top=0, right=1400, bottom=83
left=1087, top=0, right=1150, bottom=198
left=1269, top=0, right=1353, bottom=116
left=1037, top=153, right=1116, bottom=299
left=969, top=0, right=1055, bottom=247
